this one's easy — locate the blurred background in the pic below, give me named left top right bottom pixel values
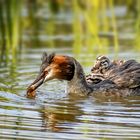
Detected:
left=0, top=0, right=140, bottom=66
left=0, top=1, right=140, bottom=139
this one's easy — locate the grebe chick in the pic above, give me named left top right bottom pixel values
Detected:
left=86, top=73, right=105, bottom=84
left=86, top=56, right=125, bottom=84
left=91, top=55, right=125, bottom=74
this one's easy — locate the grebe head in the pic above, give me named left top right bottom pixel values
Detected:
left=91, top=55, right=111, bottom=72
left=27, top=52, right=75, bottom=95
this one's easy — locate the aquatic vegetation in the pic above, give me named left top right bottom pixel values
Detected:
left=109, top=0, right=119, bottom=54
left=72, top=0, right=120, bottom=56
left=0, top=0, right=139, bottom=66
left=135, top=0, right=140, bottom=51
left=0, top=0, right=22, bottom=65
left=26, top=0, right=40, bottom=47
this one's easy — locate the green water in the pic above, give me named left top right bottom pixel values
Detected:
left=0, top=47, right=140, bottom=140
left=0, top=3, right=140, bottom=140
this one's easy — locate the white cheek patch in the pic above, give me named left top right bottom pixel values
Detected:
left=44, top=70, right=54, bottom=82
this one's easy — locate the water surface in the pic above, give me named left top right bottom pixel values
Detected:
left=0, top=48, right=140, bottom=140
left=0, top=3, right=140, bottom=139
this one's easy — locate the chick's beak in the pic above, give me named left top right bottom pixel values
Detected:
left=91, top=61, right=100, bottom=72
left=95, top=61, right=101, bottom=68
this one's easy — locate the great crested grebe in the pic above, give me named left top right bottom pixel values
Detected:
left=27, top=53, right=140, bottom=98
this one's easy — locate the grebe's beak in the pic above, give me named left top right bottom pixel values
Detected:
left=26, top=72, right=46, bottom=97
left=27, top=65, right=55, bottom=95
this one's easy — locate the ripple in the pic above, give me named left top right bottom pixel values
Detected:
left=0, top=48, right=140, bottom=140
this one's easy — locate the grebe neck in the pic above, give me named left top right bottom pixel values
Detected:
left=67, top=59, right=92, bottom=95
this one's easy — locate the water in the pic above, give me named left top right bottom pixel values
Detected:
left=0, top=47, right=140, bottom=140
left=0, top=3, right=140, bottom=139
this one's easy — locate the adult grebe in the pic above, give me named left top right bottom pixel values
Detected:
left=27, top=53, right=140, bottom=98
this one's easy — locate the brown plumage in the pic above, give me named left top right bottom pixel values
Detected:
left=91, top=55, right=125, bottom=74
left=86, top=56, right=125, bottom=84
left=27, top=53, right=140, bottom=98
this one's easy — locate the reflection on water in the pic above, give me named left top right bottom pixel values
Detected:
left=0, top=2, right=140, bottom=139
left=0, top=47, right=140, bottom=140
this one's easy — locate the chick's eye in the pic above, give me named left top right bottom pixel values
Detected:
left=101, top=61, right=105, bottom=65
left=101, top=60, right=107, bottom=64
